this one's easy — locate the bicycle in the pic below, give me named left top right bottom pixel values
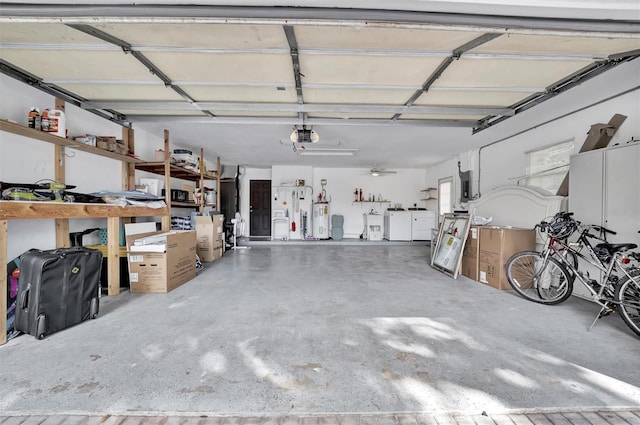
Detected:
left=504, top=212, right=640, bottom=337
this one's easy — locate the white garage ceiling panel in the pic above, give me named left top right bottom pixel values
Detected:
left=303, top=88, right=416, bottom=104
left=0, top=4, right=637, bottom=169
left=0, top=49, right=158, bottom=80
left=301, top=55, right=444, bottom=85
left=400, top=113, right=485, bottom=120
left=56, top=84, right=186, bottom=101
left=415, top=90, right=534, bottom=107
left=214, top=111, right=298, bottom=117
left=116, top=109, right=202, bottom=116
left=308, top=112, right=394, bottom=119
left=92, top=24, right=287, bottom=49
left=0, top=23, right=111, bottom=45
left=433, top=58, right=592, bottom=88
left=142, top=52, right=294, bottom=82
left=294, top=26, right=485, bottom=50
left=471, top=34, right=640, bottom=56
left=184, top=86, right=298, bottom=103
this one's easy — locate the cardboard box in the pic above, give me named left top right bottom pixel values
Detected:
left=126, top=230, right=196, bottom=293
left=195, top=215, right=225, bottom=262
left=556, top=113, right=626, bottom=196
left=461, top=226, right=480, bottom=280
left=478, top=227, right=535, bottom=290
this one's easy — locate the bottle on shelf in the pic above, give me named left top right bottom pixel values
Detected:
left=359, top=188, right=363, bottom=202
left=28, top=107, right=40, bottom=130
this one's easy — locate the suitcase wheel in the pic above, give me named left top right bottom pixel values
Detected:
left=36, top=315, right=47, bottom=339
left=90, top=298, right=99, bottom=319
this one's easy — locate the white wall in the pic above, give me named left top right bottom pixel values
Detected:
left=238, top=166, right=427, bottom=239
left=426, top=60, right=640, bottom=203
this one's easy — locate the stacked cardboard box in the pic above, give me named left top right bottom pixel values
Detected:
left=195, top=215, right=225, bottom=262
left=477, top=227, right=535, bottom=290
left=126, top=230, right=197, bottom=293
left=461, top=226, right=480, bottom=280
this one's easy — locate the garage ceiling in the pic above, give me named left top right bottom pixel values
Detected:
left=1, top=3, right=639, bottom=168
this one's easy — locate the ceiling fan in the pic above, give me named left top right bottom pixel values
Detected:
left=369, top=166, right=397, bottom=176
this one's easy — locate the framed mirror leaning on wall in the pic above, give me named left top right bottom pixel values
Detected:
left=431, top=213, right=472, bottom=279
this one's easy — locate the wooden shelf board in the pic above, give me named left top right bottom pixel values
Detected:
left=0, top=200, right=169, bottom=220
left=421, top=188, right=437, bottom=192
left=421, top=197, right=437, bottom=201
left=135, top=161, right=217, bottom=182
left=171, top=201, right=200, bottom=208
left=0, top=120, right=142, bottom=164
left=353, top=201, right=390, bottom=203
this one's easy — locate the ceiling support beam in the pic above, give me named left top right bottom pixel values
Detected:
left=0, top=42, right=611, bottom=61
left=473, top=50, right=640, bottom=133
left=123, top=115, right=477, bottom=127
left=65, top=24, right=213, bottom=118
left=0, top=58, right=129, bottom=127
left=283, top=25, right=305, bottom=122
left=2, top=5, right=640, bottom=35
left=81, top=100, right=514, bottom=116
left=392, top=32, right=502, bottom=120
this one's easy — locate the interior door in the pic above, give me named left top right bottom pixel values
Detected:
left=250, top=180, right=271, bottom=237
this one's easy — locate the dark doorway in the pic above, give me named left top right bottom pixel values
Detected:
left=220, top=180, right=237, bottom=244
left=250, top=180, right=271, bottom=237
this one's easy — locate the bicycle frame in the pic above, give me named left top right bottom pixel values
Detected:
left=540, top=233, right=631, bottom=309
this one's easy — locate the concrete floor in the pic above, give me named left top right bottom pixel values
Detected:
left=1, top=245, right=639, bottom=416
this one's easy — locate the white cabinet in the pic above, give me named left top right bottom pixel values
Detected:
left=569, top=142, right=640, bottom=299
left=384, top=210, right=412, bottom=241
left=569, top=142, right=640, bottom=245
left=410, top=210, right=437, bottom=241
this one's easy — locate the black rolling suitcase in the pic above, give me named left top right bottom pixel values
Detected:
left=16, top=247, right=102, bottom=339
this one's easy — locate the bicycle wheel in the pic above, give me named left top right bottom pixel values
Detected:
left=615, top=269, right=640, bottom=338
left=505, top=251, right=573, bottom=305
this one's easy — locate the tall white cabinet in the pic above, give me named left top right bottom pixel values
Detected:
left=569, top=142, right=640, bottom=244
left=569, top=142, right=640, bottom=298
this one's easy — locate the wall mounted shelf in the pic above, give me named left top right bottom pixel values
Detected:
left=0, top=119, right=141, bottom=164
left=421, top=188, right=437, bottom=201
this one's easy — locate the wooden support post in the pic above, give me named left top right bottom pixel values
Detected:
left=55, top=144, right=70, bottom=248
left=0, top=220, right=7, bottom=345
left=161, top=129, right=171, bottom=232
left=216, top=156, right=221, bottom=209
left=107, top=216, right=120, bottom=296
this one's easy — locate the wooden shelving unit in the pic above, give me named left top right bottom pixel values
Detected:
left=133, top=130, right=219, bottom=228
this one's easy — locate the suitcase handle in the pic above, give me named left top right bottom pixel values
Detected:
left=19, top=284, right=30, bottom=309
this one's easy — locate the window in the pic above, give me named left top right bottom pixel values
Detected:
left=438, top=177, right=453, bottom=215
left=525, top=139, right=575, bottom=193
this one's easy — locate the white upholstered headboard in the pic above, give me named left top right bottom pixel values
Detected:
left=468, top=185, right=567, bottom=229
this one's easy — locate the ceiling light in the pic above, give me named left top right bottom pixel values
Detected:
left=297, top=148, right=358, bottom=156
left=290, top=125, right=319, bottom=143
left=370, top=170, right=380, bottom=176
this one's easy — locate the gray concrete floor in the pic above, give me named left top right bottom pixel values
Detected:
left=1, top=245, right=639, bottom=416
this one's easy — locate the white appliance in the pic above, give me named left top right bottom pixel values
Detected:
left=383, top=210, right=412, bottom=241
left=313, top=202, right=330, bottom=239
left=363, top=213, right=383, bottom=241
left=272, top=210, right=289, bottom=241
left=410, top=210, right=437, bottom=241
